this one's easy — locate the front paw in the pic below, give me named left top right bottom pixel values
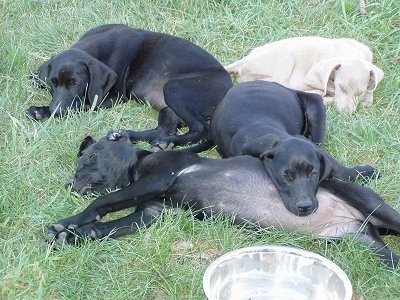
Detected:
left=25, top=106, right=50, bottom=120
left=45, top=223, right=81, bottom=245
left=107, top=129, right=129, bottom=141
left=44, top=222, right=100, bottom=246
left=356, top=165, right=378, bottom=181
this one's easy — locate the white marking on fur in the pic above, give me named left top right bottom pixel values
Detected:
left=176, top=164, right=203, bottom=177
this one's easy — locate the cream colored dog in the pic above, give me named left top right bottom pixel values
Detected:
left=225, top=36, right=384, bottom=114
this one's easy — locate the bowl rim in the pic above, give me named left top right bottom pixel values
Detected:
left=203, top=245, right=353, bottom=300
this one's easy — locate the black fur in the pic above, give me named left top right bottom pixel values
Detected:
left=45, top=135, right=400, bottom=268
left=210, top=81, right=376, bottom=215
left=27, top=24, right=232, bottom=149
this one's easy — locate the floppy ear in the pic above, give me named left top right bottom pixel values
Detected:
left=304, top=59, right=341, bottom=95
left=260, top=147, right=277, bottom=161
left=78, top=136, right=96, bottom=157
left=125, top=149, right=142, bottom=182
left=37, top=58, right=52, bottom=85
left=367, top=64, right=384, bottom=92
left=317, top=149, right=333, bottom=182
left=242, top=134, right=280, bottom=158
left=86, top=58, right=117, bottom=106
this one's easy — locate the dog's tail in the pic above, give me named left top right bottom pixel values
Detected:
left=179, top=140, right=214, bottom=153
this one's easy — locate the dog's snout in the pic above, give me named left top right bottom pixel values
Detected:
left=296, top=200, right=315, bottom=215
left=65, top=178, right=75, bottom=189
left=298, top=204, right=311, bottom=212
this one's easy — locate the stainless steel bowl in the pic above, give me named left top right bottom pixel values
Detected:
left=203, top=245, right=352, bottom=300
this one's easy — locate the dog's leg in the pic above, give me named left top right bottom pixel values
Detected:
left=45, top=202, right=164, bottom=245
left=110, top=127, right=174, bottom=150
left=323, top=179, right=400, bottom=267
left=324, top=152, right=376, bottom=181
left=352, top=225, right=399, bottom=268
left=320, top=180, right=400, bottom=233
left=153, top=120, right=209, bottom=150
left=297, top=91, right=326, bottom=145
left=109, top=107, right=181, bottom=150
left=45, top=172, right=179, bottom=242
left=155, top=73, right=231, bottom=148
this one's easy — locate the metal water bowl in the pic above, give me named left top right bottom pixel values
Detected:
left=203, top=245, right=352, bottom=300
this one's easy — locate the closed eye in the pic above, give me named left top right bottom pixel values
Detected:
left=83, top=153, right=97, bottom=165
left=283, top=169, right=294, bottom=181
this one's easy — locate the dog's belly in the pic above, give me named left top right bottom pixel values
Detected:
left=250, top=190, right=365, bottom=238
left=129, top=75, right=168, bottom=110
left=173, top=164, right=364, bottom=238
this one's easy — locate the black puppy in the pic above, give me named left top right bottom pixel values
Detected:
left=210, top=81, right=375, bottom=216
left=27, top=24, right=232, bottom=148
left=46, top=135, right=400, bottom=268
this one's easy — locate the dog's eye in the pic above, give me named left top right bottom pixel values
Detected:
left=69, top=79, right=76, bottom=85
left=310, top=169, right=318, bottom=177
left=84, top=153, right=97, bottom=165
left=260, top=152, right=275, bottom=160
left=283, top=170, right=294, bottom=181
left=51, top=78, right=58, bottom=86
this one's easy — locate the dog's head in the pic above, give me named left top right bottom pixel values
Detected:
left=304, top=57, right=384, bottom=114
left=38, top=49, right=117, bottom=116
left=243, top=135, right=334, bottom=216
left=66, top=135, right=138, bottom=195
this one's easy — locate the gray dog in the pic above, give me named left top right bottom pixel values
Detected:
left=210, top=81, right=376, bottom=216
left=45, top=135, right=400, bottom=268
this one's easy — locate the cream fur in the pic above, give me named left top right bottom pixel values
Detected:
left=225, top=36, right=384, bottom=114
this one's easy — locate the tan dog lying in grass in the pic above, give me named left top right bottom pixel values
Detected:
left=225, top=36, right=384, bottom=114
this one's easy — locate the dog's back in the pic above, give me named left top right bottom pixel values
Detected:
left=225, top=36, right=373, bottom=91
left=247, top=36, right=372, bottom=62
left=210, top=81, right=323, bottom=157
left=72, top=24, right=229, bottom=108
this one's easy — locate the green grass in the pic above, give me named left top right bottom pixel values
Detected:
left=1, top=0, right=399, bottom=299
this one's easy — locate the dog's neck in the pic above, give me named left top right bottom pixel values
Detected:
left=129, top=149, right=153, bottom=182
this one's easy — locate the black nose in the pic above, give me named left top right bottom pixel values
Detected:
left=65, top=178, right=75, bottom=189
left=298, top=205, right=311, bottom=211
left=297, top=201, right=312, bottom=213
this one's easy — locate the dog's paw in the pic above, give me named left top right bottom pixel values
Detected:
left=44, top=222, right=102, bottom=246
left=151, top=140, right=175, bottom=151
left=356, top=165, right=379, bottom=181
left=25, top=106, right=51, bottom=121
left=44, top=223, right=80, bottom=245
left=26, top=106, right=43, bottom=120
left=107, top=129, right=129, bottom=141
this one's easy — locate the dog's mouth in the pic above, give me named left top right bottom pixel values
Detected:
left=77, top=185, right=93, bottom=195
left=65, top=178, right=93, bottom=195
left=295, top=204, right=318, bottom=217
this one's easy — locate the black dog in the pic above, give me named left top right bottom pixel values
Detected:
left=45, top=135, right=400, bottom=268
left=210, top=81, right=375, bottom=216
left=27, top=24, right=232, bottom=148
